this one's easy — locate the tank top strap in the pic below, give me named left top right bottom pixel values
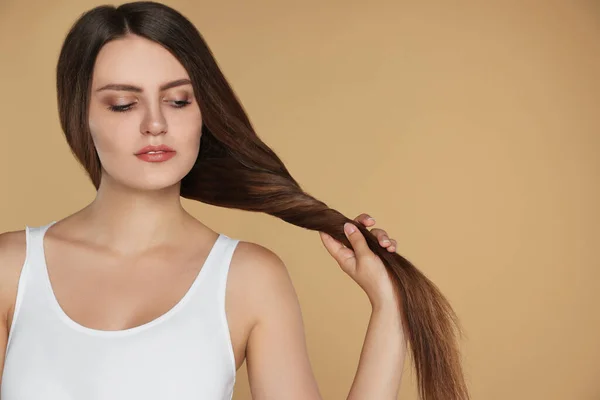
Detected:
left=192, top=234, right=240, bottom=303
left=24, top=221, right=55, bottom=255
left=5, top=221, right=56, bottom=353
left=22, top=221, right=56, bottom=280
left=216, top=235, right=240, bottom=295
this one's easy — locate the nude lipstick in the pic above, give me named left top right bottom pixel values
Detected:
left=134, top=144, right=176, bottom=163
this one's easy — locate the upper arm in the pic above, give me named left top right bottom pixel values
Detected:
left=235, top=242, right=322, bottom=400
left=0, top=229, right=27, bottom=385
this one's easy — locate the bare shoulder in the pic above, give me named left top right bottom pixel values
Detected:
left=230, top=240, right=292, bottom=285
left=229, top=240, right=297, bottom=311
left=0, top=230, right=28, bottom=328
left=227, top=241, right=298, bottom=325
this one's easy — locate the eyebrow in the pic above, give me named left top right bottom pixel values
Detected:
left=95, top=78, right=192, bottom=93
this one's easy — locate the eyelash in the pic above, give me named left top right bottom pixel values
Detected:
left=108, top=100, right=191, bottom=113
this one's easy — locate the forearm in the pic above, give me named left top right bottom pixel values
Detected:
left=346, top=304, right=407, bottom=400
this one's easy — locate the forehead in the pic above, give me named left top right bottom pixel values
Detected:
left=92, top=34, right=189, bottom=88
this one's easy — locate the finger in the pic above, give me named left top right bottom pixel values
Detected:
left=320, top=231, right=357, bottom=273
left=369, top=228, right=391, bottom=247
left=387, top=239, right=397, bottom=252
left=319, top=231, right=345, bottom=262
left=343, top=222, right=371, bottom=258
left=354, top=213, right=376, bottom=227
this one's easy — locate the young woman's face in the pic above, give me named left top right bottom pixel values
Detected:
left=88, top=34, right=202, bottom=191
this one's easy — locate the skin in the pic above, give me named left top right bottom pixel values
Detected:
left=0, top=34, right=405, bottom=399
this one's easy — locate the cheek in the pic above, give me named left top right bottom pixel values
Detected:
left=89, top=116, right=136, bottom=161
left=185, top=126, right=202, bottom=150
left=171, top=115, right=203, bottom=158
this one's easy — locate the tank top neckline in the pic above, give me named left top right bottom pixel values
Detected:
left=37, top=220, right=225, bottom=338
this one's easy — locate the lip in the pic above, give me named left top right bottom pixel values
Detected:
left=135, top=144, right=175, bottom=155
left=136, top=151, right=176, bottom=163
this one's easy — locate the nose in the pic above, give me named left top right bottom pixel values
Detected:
left=140, top=106, right=167, bottom=136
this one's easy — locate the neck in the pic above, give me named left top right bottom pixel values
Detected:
left=77, top=174, right=199, bottom=255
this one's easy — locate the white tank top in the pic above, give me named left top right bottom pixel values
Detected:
left=1, top=221, right=239, bottom=400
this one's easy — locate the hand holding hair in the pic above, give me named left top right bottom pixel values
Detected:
left=319, top=213, right=401, bottom=312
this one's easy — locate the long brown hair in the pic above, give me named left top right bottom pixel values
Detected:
left=56, top=2, right=469, bottom=399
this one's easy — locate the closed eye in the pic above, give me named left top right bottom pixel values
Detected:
left=172, top=100, right=191, bottom=108
left=108, top=103, right=135, bottom=112
left=107, top=100, right=192, bottom=113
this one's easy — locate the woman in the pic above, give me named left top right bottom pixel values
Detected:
left=0, top=2, right=468, bottom=399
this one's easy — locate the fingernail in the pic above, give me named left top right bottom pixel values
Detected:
left=382, top=239, right=390, bottom=244
left=344, top=223, right=356, bottom=235
left=367, top=217, right=376, bottom=223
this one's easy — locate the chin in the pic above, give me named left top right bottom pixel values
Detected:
left=132, top=171, right=189, bottom=191
left=100, top=170, right=187, bottom=192
left=132, top=179, right=182, bottom=192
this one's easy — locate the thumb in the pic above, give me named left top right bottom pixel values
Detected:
left=343, top=222, right=370, bottom=258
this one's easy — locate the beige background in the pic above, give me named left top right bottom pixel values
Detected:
left=1, top=1, right=599, bottom=399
